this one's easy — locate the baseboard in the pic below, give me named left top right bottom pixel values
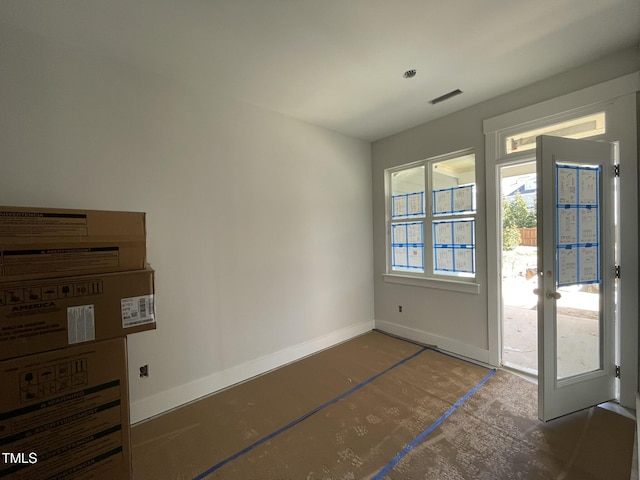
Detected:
left=130, top=320, right=374, bottom=424
left=374, top=320, right=490, bottom=364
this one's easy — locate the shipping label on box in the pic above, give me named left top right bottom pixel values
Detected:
left=0, top=269, right=155, bottom=361
left=120, top=295, right=155, bottom=328
left=0, top=339, right=131, bottom=480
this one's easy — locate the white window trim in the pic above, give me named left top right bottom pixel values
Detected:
left=384, top=149, right=479, bottom=294
left=382, top=273, right=480, bottom=294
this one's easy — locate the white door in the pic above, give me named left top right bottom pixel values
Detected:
left=536, top=135, right=616, bottom=422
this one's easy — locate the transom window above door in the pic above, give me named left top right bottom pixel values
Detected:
left=501, top=111, right=606, bottom=158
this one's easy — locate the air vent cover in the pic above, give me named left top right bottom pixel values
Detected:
left=430, top=89, right=463, bottom=104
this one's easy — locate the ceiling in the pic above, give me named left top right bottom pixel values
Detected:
left=1, top=0, right=639, bottom=142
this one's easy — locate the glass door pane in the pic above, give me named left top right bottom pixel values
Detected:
left=554, top=163, right=602, bottom=380
left=556, top=284, right=601, bottom=379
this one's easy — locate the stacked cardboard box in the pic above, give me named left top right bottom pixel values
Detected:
left=0, top=206, right=156, bottom=480
left=0, top=339, right=131, bottom=479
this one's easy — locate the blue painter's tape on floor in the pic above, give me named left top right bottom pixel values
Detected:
left=372, top=368, right=497, bottom=480
left=193, top=346, right=428, bottom=480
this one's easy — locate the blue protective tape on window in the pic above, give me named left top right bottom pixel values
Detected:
left=410, top=191, right=425, bottom=216
left=555, top=165, right=601, bottom=286
left=372, top=368, right=496, bottom=480
left=392, top=192, right=425, bottom=218
left=433, top=185, right=476, bottom=216
left=392, top=222, right=424, bottom=270
left=192, top=347, right=428, bottom=480
left=433, top=219, right=475, bottom=273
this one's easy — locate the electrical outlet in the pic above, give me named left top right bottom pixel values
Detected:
left=398, top=305, right=403, bottom=313
left=139, top=364, right=149, bottom=378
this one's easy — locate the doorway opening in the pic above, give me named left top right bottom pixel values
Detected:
left=499, top=159, right=606, bottom=379
left=485, top=90, right=638, bottom=415
left=500, top=161, right=538, bottom=375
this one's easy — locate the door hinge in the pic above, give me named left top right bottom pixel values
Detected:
left=615, top=365, right=621, bottom=378
left=614, top=164, right=620, bottom=177
left=615, top=265, right=621, bottom=279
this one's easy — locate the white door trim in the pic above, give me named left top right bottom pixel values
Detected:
left=484, top=73, right=639, bottom=408
left=483, top=72, right=639, bottom=135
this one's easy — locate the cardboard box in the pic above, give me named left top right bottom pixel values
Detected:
left=0, top=206, right=146, bottom=281
left=0, top=338, right=131, bottom=480
left=0, top=206, right=145, bottom=239
left=0, top=268, right=155, bottom=361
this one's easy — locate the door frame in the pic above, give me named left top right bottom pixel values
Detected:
left=483, top=73, right=639, bottom=409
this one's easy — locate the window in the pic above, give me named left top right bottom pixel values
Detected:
left=387, top=151, right=476, bottom=281
left=504, top=112, right=605, bottom=155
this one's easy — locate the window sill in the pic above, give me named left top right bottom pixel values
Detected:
left=382, top=273, right=480, bottom=294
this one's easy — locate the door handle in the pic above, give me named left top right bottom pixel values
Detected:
left=546, top=290, right=561, bottom=300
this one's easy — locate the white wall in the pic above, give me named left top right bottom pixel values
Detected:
left=372, top=46, right=639, bottom=363
left=0, top=24, right=374, bottom=423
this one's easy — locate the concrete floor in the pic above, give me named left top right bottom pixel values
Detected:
left=502, top=302, right=600, bottom=378
left=502, top=247, right=601, bottom=378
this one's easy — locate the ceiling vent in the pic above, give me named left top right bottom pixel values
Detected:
left=430, top=89, right=463, bottom=105
left=403, top=69, right=417, bottom=79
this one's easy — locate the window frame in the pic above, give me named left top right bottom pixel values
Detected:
left=384, top=149, right=480, bottom=294
left=497, top=108, right=608, bottom=161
